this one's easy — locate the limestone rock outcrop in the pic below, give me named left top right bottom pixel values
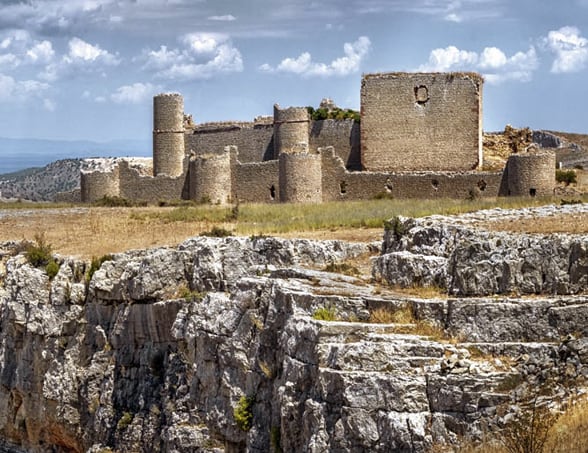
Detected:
left=0, top=206, right=586, bottom=452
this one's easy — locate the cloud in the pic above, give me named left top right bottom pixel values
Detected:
left=65, top=37, right=119, bottom=65
left=260, top=36, right=371, bottom=77
left=43, top=98, right=56, bottom=111
left=208, top=14, right=236, bottom=21
left=141, top=32, right=243, bottom=80
left=0, top=72, right=49, bottom=102
left=544, top=26, right=588, bottom=73
left=110, top=82, right=160, bottom=104
left=26, top=40, right=55, bottom=64
left=418, top=44, right=538, bottom=84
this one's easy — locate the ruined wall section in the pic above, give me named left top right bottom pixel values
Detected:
left=186, top=122, right=274, bottom=163
left=153, top=93, right=185, bottom=177
left=273, top=106, right=310, bottom=157
left=279, top=152, right=322, bottom=203
left=233, top=160, right=279, bottom=203
left=320, top=148, right=502, bottom=201
left=505, top=150, right=555, bottom=197
left=189, top=149, right=232, bottom=204
left=361, top=72, right=483, bottom=172
left=80, top=159, right=121, bottom=202
left=118, top=161, right=185, bottom=203
left=310, top=119, right=361, bottom=170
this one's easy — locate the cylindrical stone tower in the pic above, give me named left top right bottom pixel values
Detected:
left=506, top=150, right=555, bottom=197
left=189, top=149, right=232, bottom=204
left=80, top=166, right=120, bottom=202
left=273, top=105, right=310, bottom=158
left=153, top=93, right=185, bottom=177
left=279, top=152, right=322, bottom=203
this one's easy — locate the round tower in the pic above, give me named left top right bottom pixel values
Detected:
left=189, top=149, right=232, bottom=204
left=279, top=151, right=322, bottom=203
left=153, top=93, right=185, bottom=177
left=80, top=163, right=120, bottom=203
left=506, top=150, right=555, bottom=197
left=273, top=105, right=310, bottom=158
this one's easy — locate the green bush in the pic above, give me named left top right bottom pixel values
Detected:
left=234, top=395, right=255, bottom=431
left=312, top=306, right=338, bottom=321
left=45, top=259, right=60, bottom=280
left=25, top=233, right=53, bottom=267
left=556, top=169, right=577, bottom=185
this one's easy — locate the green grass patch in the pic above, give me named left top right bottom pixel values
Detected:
left=312, top=306, right=339, bottom=321
left=234, top=395, right=255, bottom=431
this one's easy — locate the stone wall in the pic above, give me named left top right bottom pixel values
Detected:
left=186, top=124, right=274, bottom=163
left=279, top=152, right=322, bottom=203
left=310, top=119, right=360, bottom=170
left=360, top=72, right=483, bottom=172
left=504, top=151, right=555, bottom=197
left=118, top=161, right=186, bottom=203
left=80, top=166, right=120, bottom=202
left=320, top=148, right=502, bottom=201
left=233, top=160, right=279, bottom=203
left=189, top=150, right=232, bottom=204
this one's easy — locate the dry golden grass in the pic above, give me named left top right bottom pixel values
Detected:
left=369, top=305, right=414, bottom=324
left=0, top=196, right=584, bottom=259
left=479, top=211, right=588, bottom=235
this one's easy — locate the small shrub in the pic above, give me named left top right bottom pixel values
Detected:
left=384, top=216, right=408, bottom=240
left=93, top=196, right=135, bottom=207
left=234, top=395, right=255, bottom=431
left=200, top=226, right=233, bottom=237
left=45, top=259, right=60, bottom=280
left=373, top=191, right=394, bottom=200
left=176, top=286, right=206, bottom=302
left=555, top=169, right=577, bottom=185
left=117, top=411, right=133, bottom=430
left=312, top=306, right=338, bottom=321
left=86, top=254, right=114, bottom=284
left=25, top=233, right=53, bottom=267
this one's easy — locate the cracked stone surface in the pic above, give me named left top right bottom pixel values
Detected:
left=0, top=211, right=586, bottom=452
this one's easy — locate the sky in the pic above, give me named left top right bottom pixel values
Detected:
left=0, top=0, right=587, bottom=143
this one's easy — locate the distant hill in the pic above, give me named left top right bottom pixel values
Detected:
left=0, top=159, right=81, bottom=201
left=0, top=137, right=150, bottom=174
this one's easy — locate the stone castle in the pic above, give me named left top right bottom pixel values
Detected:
left=74, top=72, right=556, bottom=204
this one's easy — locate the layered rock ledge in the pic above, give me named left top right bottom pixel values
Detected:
left=0, top=205, right=586, bottom=452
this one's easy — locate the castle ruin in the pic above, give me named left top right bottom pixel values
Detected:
left=72, top=72, right=555, bottom=205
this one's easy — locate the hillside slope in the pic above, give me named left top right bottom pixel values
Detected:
left=0, top=159, right=81, bottom=201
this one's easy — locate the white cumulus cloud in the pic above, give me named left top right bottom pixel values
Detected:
left=26, top=40, right=55, bottom=64
left=65, top=37, right=119, bottom=65
left=110, top=82, right=160, bottom=104
left=260, top=36, right=371, bottom=77
left=418, top=44, right=538, bottom=84
left=141, top=32, right=243, bottom=80
left=545, top=26, right=588, bottom=73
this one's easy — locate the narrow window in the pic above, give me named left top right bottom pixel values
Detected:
left=269, top=185, right=276, bottom=200
left=340, top=181, right=347, bottom=195
left=529, top=188, right=536, bottom=197
left=431, top=179, right=439, bottom=191
left=477, top=179, right=487, bottom=191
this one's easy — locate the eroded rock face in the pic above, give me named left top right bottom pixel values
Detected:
left=374, top=204, right=588, bottom=296
left=0, top=225, right=586, bottom=452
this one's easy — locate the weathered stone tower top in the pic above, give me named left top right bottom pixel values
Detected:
left=153, top=92, right=185, bottom=177
left=360, top=72, right=484, bottom=172
left=273, top=105, right=310, bottom=157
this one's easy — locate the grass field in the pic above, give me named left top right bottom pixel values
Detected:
left=1, top=195, right=586, bottom=258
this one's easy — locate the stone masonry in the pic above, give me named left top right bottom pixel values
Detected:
left=74, top=72, right=554, bottom=205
